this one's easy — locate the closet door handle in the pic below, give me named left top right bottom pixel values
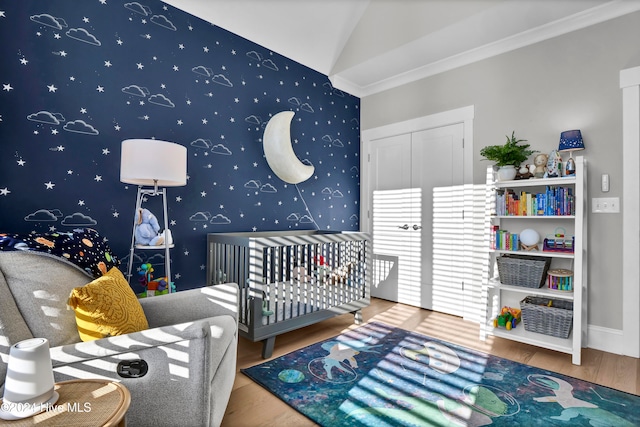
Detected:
left=412, top=224, right=422, bottom=231
left=398, top=224, right=409, bottom=230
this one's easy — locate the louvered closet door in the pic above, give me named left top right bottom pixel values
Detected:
left=370, top=133, right=415, bottom=304
left=411, top=125, right=464, bottom=315
left=369, top=124, right=464, bottom=315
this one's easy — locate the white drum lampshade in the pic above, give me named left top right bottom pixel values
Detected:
left=120, top=139, right=187, bottom=188
left=0, top=338, right=59, bottom=420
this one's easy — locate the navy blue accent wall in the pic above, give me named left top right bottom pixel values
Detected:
left=0, top=1, right=360, bottom=290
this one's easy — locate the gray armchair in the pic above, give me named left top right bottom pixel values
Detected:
left=0, top=251, right=238, bottom=427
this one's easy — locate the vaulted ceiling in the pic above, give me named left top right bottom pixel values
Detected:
left=163, top=0, right=640, bottom=97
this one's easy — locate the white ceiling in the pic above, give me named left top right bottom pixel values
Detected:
left=163, top=0, right=640, bottom=97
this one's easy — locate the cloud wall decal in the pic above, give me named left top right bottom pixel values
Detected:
left=61, top=212, right=97, bottom=226
left=0, top=0, right=360, bottom=292
left=151, top=14, right=176, bottom=31
left=30, top=14, right=66, bottom=29
left=210, top=214, right=231, bottom=224
left=148, top=94, right=175, bottom=108
left=25, top=209, right=58, bottom=222
left=122, top=85, right=149, bottom=97
left=66, top=28, right=101, bottom=46
left=212, top=74, right=233, bottom=87
left=63, top=120, right=99, bottom=135
left=191, top=138, right=211, bottom=149
left=211, top=144, right=232, bottom=155
left=124, top=2, right=150, bottom=16
left=27, top=111, right=63, bottom=125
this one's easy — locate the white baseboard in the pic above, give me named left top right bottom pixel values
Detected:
left=586, top=324, right=633, bottom=357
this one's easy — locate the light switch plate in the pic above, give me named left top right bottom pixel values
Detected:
left=592, top=197, right=620, bottom=213
left=601, top=173, right=610, bottom=192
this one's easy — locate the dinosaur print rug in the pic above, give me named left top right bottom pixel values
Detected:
left=242, top=322, right=638, bottom=426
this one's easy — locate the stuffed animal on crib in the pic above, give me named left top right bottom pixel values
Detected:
left=328, top=262, right=355, bottom=286
left=314, top=256, right=333, bottom=284
left=134, top=208, right=166, bottom=246
left=291, top=266, right=311, bottom=283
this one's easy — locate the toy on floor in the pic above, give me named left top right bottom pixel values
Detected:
left=493, top=306, right=521, bottom=331
left=137, top=262, right=175, bottom=297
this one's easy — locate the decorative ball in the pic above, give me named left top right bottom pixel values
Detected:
left=520, top=229, right=540, bottom=246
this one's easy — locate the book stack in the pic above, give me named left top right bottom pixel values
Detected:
left=495, top=186, right=574, bottom=216
left=491, top=225, right=519, bottom=251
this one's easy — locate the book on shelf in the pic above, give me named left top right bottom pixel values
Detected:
left=491, top=226, right=519, bottom=251
left=495, top=186, right=574, bottom=216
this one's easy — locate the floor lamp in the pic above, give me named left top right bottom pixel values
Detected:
left=120, top=139, right=187, bottom=291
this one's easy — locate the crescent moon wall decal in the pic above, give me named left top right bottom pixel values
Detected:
left=263, top=111, right=314, bottom=184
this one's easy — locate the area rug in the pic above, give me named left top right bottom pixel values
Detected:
left=241, top=322, right=639, bottom=426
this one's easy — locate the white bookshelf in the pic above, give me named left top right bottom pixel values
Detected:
left=480, top=156, right=587, bottom=365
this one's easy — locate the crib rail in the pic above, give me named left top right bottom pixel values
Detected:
left=207, top=231, right=370, bottom=353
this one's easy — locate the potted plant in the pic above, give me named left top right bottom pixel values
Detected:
left=480, top=132, right=536, bottom=181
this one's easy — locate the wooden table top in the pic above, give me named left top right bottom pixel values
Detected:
left=0, top=379, right=130, bottom=427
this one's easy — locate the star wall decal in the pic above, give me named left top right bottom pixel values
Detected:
left=1, top=0, right=360, bottom=291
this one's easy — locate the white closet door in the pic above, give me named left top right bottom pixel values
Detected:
left=369, top=123, right=464, bottom=314
left=411, top=125, right=464, bottom=315
left=370, top=133, right=413, bottom=303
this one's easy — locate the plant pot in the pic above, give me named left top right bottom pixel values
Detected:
left=497, top=165, right=517, bottom=181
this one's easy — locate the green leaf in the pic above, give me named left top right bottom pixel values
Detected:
left=479, top=131, right=537, bottom=167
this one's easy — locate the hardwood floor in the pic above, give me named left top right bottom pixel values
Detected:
left=222, top=298, right=640, bottom=427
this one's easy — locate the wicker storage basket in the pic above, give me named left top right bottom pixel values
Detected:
left=520, top=296, right=573, bottom=338
left=496, top=255, right=551, bottom=288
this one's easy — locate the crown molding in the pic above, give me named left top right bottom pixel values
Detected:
left=331, top=1, right=640, bottom=98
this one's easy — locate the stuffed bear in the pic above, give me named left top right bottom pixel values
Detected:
left=134, top=208, right=165, bottom=246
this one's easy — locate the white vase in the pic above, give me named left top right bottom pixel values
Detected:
left=497, top=165, right=517, bottom=181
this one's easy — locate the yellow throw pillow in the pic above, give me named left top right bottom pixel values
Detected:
left=68, top=267, right=149, bottom=341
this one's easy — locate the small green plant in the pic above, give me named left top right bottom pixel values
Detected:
left=480, top=132, right=536, bottom=167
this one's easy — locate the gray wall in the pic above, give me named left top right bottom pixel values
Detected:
left=361, top=11, right=640, bottom=330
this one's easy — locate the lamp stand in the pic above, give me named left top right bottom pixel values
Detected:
left=126, top=185, right=173, bottom=293
left=565, top=152, right=576, bottom=176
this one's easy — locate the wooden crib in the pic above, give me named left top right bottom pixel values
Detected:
left=206, top=230, right=371, bottom=358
